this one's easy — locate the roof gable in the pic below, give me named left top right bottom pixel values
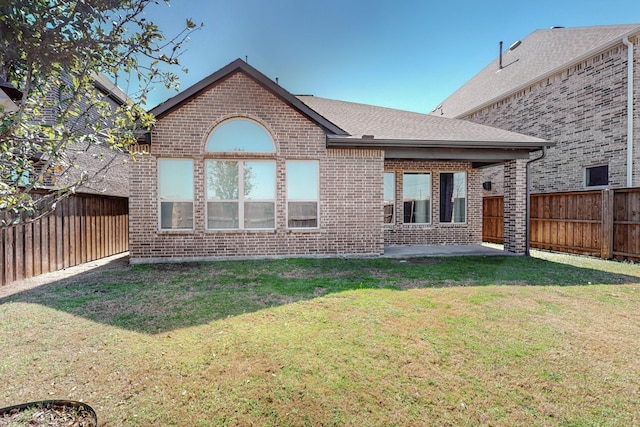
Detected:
left=149, top=58, right=346, bottom=135
left=437, top=24, right=640, bottom=118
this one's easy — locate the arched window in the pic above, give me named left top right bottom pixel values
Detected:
left=205, top=118, right=276, bottom=230
left=206, top=118, right=275, bottom=153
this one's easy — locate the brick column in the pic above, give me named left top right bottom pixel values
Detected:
left=503, top=159, right=527, bottom=254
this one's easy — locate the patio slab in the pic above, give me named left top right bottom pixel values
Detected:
left=382, top=244, right=517, bottom=258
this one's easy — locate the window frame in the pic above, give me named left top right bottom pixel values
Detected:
left=585, top=164, right=609, bottom=188
left=206, top=118, right=275, bottom=154
left=384, top=171, right=395, bottom=225
left=158, top=158, right=194, bottom=231
left=286, top=160, right=320, bottom=230
left=402, top=171, right=432, bottom=224
left=205, top=159, right=276, bottom=231
left=439, top=171, right=467, bottom=224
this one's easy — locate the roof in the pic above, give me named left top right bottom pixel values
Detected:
left=91, top=72, right=129, bottom=105
left=149, top=58, right=551, bottom=165
left=297, top=95, right=547, bottom=148
left=437, top=24, right=640, bottom=118
left=149, top=59, right=346, bottom=135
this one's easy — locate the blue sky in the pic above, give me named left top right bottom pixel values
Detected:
left=139, top=0, right=640, bottom=114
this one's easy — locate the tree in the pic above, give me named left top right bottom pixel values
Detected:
left=206, top=160, right=255, bottom=200
left=0, top=0, right=201, bottom=226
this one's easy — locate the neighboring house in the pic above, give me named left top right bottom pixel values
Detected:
left=47, top=72, right=131, bottom=198
left=435, top=24, right=640, bottom=195
left=129, top=59, right=549, bottom=263
left=10, top=72, right=131, bottom=199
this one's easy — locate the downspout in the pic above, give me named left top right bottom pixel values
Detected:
left=525, top=146, right=548, bottom=256
left=623, top=36, right=634, bottom=187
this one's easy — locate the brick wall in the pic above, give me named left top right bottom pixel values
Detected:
left=129, top=71, right=385, bottom=262
left=503, top=159, right=527, bottom=253
left=466, top=38, right=640, bottom=195
left=383, top=160, right=482, bottom=246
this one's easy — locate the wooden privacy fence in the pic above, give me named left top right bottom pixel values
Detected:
left=483, top=188, right=640, bottom=261
left=482, top=196, right=504, bottom=244
left=1, top=194, right=128, bottom=287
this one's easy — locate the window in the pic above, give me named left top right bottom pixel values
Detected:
left=206, top=118, right=275, bottom=153
left=585, top=165, right=608, bottom=187
left=287, top=161, right=319, bottom=228
left=384, top=172, right=395, bottom=224
left=159, top=159, right=194, bottom=230
left=403, top=172, right=431, bottom=223
left=206, top=160, right=276, bottom=229
left=440, top=172, right=466, bottom=223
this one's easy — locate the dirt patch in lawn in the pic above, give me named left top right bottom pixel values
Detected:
left=394, top=258, right=443, bottom=265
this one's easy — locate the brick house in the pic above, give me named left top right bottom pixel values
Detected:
left=435, top=24, right=640, bottom=195
left=129, top=59, right=549, bottom=263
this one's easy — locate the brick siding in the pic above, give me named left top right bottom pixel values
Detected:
left=465, top=37, right=640, bottom=195
left=129, top=72, right=385, bottom=262
left=503, top=159, right=527, bottom=253
left=383, top=160, right=482, bottom=246
left=129, top=71, right=486, bottom=261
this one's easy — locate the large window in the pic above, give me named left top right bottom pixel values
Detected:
left=440, top=172, right=466, bottom=223
left=403, top=172, right=431, bottom=223
left=287, top=161, right=319, bottom=228
left=585, top=165, right=608, bottom=187
left=159, top=159, right=194, bottom=230
left=206, top=160, right=275, bottom=229
left=205, top=118, right=276, bottom=230
left=384, top=172, right=395, bottom=224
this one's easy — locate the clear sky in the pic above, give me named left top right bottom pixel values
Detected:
left=138, top=0, right=640, bottom=114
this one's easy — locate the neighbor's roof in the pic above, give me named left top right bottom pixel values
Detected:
left=437, top=24, right=640, bottom=118
left=91, top=72, right=129, bottom=105
left=297, top=95, right=547, bottom=148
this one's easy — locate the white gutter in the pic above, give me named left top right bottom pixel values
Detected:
left=525, top=146, right=548, bottom=256
left=623, top=36, right=635, bottom=187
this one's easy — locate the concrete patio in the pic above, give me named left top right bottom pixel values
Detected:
left=382, top=244, right=515, bottom=258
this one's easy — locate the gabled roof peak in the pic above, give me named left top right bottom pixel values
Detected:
left=149, top=58, right=346, bottom=135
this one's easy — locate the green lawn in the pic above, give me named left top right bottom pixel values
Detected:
left=1, top=253, right=639, bottom=426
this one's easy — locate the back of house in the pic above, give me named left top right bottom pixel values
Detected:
left=129, top=59, right=549, bottom=262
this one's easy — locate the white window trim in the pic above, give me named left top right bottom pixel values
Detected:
left=384, top=171, right=395, bottom=226
left=206, top=118, right=276, bottom=154
left=158, top=158, right=194, bottom=232
left=287, top=160, right=320, bottom=230
left=205, top=159, right=276, bottom=231
left=584, top=164, right=609, bottom=189
left=402, top=171, right=432, bottom=225
left=440, top=171, right=467, bottom=225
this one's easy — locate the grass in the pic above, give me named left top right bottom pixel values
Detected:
left=1, top=252, right=640, bottom=426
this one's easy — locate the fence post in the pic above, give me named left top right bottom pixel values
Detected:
left=601, top=189, right=614, bottom=259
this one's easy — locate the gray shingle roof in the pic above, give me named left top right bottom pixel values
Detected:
left=297, top=95, right=547, bottom=145
left=437, top=24, right=640, bottom=118
left=148, top=58, right=549, bottom=156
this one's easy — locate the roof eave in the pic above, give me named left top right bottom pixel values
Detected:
left=91, top=72, right=129, bottom=105
left=326, top=136, right=553, bottom=151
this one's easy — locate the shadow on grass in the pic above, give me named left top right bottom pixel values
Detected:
left=1, top=255, right=639, bottom=334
